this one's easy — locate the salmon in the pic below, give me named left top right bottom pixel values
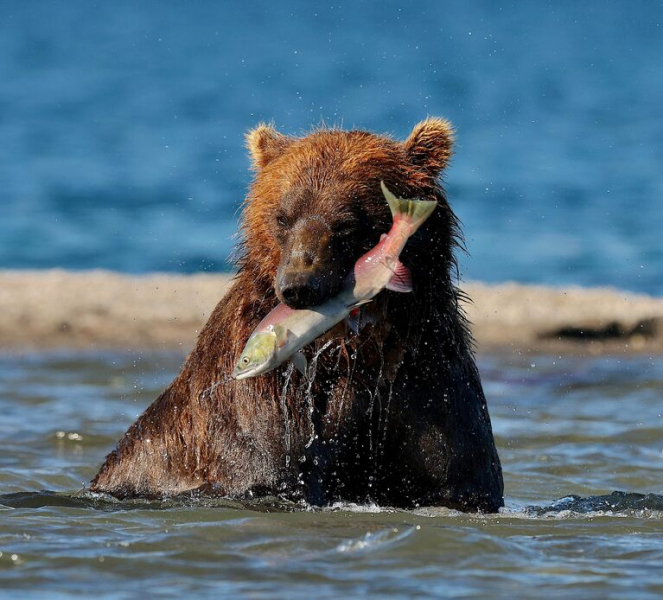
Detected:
left=232, top=182, right=437, bottom=380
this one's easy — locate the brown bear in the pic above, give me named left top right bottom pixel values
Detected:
left=91, top=118, right=504, bottom=512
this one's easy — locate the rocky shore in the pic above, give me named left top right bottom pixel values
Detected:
left=1, top=270, right=662, bottom=355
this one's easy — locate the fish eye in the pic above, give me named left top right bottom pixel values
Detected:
left=241, top=356, right=250, bottom=365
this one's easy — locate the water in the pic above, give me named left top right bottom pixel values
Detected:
left=2, top=4, right=663, bottom=594
left=1, top=350, right=662, bottom=598
left=2, top=1, right=663, bottom=293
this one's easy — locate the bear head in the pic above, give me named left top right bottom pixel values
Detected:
left=240, top=119, right=456, bottom=309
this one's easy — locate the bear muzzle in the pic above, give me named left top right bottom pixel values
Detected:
left=277, top=269, right=328, bottom=308
left=275, top=220, right=346, bottom=309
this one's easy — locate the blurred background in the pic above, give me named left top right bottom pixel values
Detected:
left=1, top=0, right=661, bottom=293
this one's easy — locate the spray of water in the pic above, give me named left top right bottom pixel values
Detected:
left=279, top=362, right=295, bottom=468
left=197, top=374, right=233, bottom=403
left=335, top=340, right=361, bottom=430
left=303, top=339, right=335, bottom=449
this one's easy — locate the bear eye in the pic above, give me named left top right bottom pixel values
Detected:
left=275, top=213, right=290, bottom=228
left=334, top=222, right=357, bottom=238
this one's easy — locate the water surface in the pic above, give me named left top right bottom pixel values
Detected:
left=2, top=1, right=663, bottom=292
left=1, top=351, right=662, bottom=598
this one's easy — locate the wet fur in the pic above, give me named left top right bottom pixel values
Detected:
left=91, top=119, right=504, bottom=512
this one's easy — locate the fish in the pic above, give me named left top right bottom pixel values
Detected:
left=232, top=181, right=437, bottom=380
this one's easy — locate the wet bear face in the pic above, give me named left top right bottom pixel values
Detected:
left=271, top=189, right=365, bottom=308
left=242, top=120, right=454, bottom=309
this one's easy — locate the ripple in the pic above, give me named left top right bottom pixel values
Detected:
left=2, top=351, right=663, bottom=597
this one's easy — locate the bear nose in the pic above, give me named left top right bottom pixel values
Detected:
left=278, top=272, right=324, bottom=309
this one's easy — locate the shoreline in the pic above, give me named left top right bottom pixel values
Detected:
left=1, top=269, right=662, bottom=356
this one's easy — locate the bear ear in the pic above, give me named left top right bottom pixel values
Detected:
left=403, top=118, right=455, bottom=175
left=246, top=123, right=292, bottom=170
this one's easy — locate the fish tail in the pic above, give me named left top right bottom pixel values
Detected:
left=380, top=181, right=437, bottom=233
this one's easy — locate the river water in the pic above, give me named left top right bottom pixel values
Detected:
left=1, top=350, right=661, bottom=598
left=2, top=1, right=662, bottom=596
left=2, top=1, right=663, bottom=293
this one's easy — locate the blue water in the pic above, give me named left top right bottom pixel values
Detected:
left=2, top=1, right=662, bottom=293
left=2, top=350, right=663, bottom=598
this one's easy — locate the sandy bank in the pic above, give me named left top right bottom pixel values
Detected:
left=1, top=270, right=662, bottom=355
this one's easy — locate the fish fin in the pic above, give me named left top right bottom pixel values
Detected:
left=347, top=297, right=372, bottom=310
left=346, top=307, right=380, bottom=333
left=272, top=324, right=294, bottom=348
left=292, top=351, right=307, bottom=376
left=345, top=308, right=360, bottom=334
left=386, top=260, right=413, bottom=293
left=380, top=181, right=437, bottom=233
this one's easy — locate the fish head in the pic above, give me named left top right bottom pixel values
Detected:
left=232, top=330, right=279, bottom=380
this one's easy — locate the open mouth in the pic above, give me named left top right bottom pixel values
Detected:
left=232, top=366, right=261, bottom=380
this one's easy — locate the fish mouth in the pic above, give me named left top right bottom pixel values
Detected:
left=232, top=364, right=267, bottom=380
left=232, top=368, right=253, bottom=381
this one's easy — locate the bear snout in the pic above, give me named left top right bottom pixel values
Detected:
left=277, top=255, right=349, bottom=308
left=275, top=217, right=348, bottom=308
left=277, top=270, right=326, bottom=308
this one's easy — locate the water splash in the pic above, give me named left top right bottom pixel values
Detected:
left=366, top=354, right=384, bottom=457
left=6, top=490, right=663, bottom=521
left=303, top=339, right=335, bottom=449
left=376, top=382, right=394, bottom=470
left=335, top=340, right=361, bottom=430
left=197, top=374, right=233, bottom=403
left=279, top=363, right=295, bottom=468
